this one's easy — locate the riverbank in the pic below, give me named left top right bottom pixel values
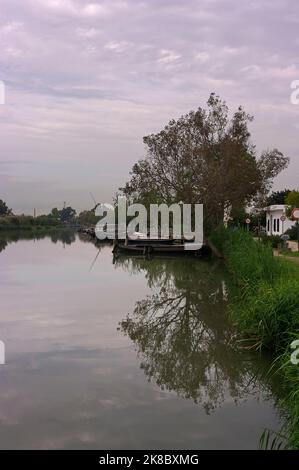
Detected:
left=0, top=215, right=76, bottom=233
left=211, top=228, right=299, bottom=449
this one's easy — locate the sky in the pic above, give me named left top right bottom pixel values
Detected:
left=0, top=0, right=299, bottom=214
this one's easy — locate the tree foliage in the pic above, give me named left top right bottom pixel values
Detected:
left=120, top=94, right=289, bottom=233
left=267, top=189, right=291, bottom=206
left=0, top=199, right=12, bottom=216
left=78, top=210, right=99, bottom=226
left=286, top=191, right=299, bottom=208
left=285, top=191, right=299, bottom=219
left=51, top=206, right=76, bottom=224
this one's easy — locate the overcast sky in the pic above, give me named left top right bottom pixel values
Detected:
left=0, top=0, right=299, bottom=214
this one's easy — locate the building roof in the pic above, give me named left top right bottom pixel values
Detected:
left=265, top=204, right=287, bottom=212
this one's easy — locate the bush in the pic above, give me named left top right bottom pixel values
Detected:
left=259, top=233, right=282, bottom=248
left=285, top=225, right=298, bottom=241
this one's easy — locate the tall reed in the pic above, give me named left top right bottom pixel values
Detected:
left=212, top=228, right=299, bottom=448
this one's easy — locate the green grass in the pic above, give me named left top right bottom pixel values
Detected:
left=280, top=250, right=299, bottom=258
left=213, top=228, right=299, bottom=449
left=280, top=258, right=299, bottom=276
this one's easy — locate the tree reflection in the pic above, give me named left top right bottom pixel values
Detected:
left=0, top=238, right=8, bottom=253
left=117, top=256, right=274, bottom=413
left=0, top=229, right=76, bottom=253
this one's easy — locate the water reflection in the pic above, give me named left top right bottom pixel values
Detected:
left=0, top=229, right=76, bottom=252
left=0, top=233, right=283, bottom=448
left=116, top=256, right=277, bottom=413
left=0, top=237, right=8, bottom=253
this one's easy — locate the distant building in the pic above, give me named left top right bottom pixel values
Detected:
left=265, top=205, right=295, bottom=236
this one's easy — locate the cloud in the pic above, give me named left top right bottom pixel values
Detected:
left=33, top=0, right=107, bottom=17
left=242, top=64, right=299, bottom=80
left=0, top=0, right=299, bottom=211
left=32, top=0, right=126, bottom=18
left=76, top=27, right=101, bottom=38
left=158, top=49, right=181, bottom=64
left=0, top=21, right=23, bottom=34
left=104, top=41, right=131, bottom=53
left=195, top=52, right=210, bottom=62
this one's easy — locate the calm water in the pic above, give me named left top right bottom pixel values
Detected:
left=0, top=231, right=283, bottom=449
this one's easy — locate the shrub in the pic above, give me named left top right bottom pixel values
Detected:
left=260, top=234, right=282, bottom=248
left=285, top=225, right=298, bottom=241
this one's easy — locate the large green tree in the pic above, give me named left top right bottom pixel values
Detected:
left=120, top=94, right=289, bottom=233
left=266, top=189, right=290, bottom=206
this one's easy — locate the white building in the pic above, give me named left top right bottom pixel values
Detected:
left=266, top=205, right=296, bottom=236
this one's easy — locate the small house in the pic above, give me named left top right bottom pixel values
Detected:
left=265, top=205, right=295, bottom=236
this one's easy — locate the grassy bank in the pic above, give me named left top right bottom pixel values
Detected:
left=211, top=228, right=299, bottom=449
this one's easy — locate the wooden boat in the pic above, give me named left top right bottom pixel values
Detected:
left=124, top=238, right=182, bottom=245
left=115, top=241, right=202, bottom=255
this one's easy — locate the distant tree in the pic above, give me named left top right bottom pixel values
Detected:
left=0, top=199, right=12, bottom=216
left=51, top=208, right=59, bottom=219
left=266, top=189, right=290, bottom=206
left=285, top=191, right=299, bottom=219
left=78, top=210, right=99, bottom=226
left=255, top=151, right=289, bottom=207
left=120, top=94, right=289, bottom=234
left=60, top=206, right=76, bottom=223
left=286, top=190, right=299, bottom=208
left=228, top=207, right=266, bottom=232
left=51, top=206, right=76, bottom=224
left=35, top=214, right=60, bottom=226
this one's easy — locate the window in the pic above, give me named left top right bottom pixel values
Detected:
left=277, top=219, right=280, bottom=233
left=267, top=220, right=270, bottom=232
left=273, top=219, right=276, bottom=232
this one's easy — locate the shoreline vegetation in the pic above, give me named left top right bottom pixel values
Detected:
left=0, top=214, right=64, bottom=230
left=0, top=202, right=99, bottom=231
left=211, top=228, right=299, bottom=449
left=0, top=213, right=77, bottom=231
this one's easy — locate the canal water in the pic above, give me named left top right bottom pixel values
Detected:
left=0, top=231, right=283, bottom=449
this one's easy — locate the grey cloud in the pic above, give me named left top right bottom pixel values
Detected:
left=0, top=0, right=299, bottom=212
